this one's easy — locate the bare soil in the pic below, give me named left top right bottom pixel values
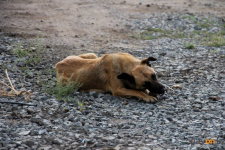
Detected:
left=1, top=0, right=225, bottom=53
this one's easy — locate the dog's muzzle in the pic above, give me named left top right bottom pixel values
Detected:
left=148, top=83, right=166, bottom=94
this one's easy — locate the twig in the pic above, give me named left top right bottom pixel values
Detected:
left=5, top=69, right=16, bottom=92
left=0, top=101, right=37, bottom=106
left=0, top=69, right=32, bottom=101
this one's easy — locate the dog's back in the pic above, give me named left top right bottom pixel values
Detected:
left=55, top=53, right=139, bottom=93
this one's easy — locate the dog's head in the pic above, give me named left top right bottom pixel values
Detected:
left=117, top=57, right=165, bottom=94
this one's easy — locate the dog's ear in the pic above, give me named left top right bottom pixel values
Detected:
left=141, top=57, right=157, bottom=67
left=117, top=73, right=135, bottom=84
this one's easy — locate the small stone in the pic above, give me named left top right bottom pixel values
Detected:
left=23, top=140, right=35, bottom=147
left=52, top=138, right=63, bottom=145
left=209, top=96, right=220, bottom=101
left=38, top=129, right=47, bottom=135
left=18, top=131, right=30, bottom=136
left=102, top=136, right=115, bottom=141
left=36, top=27, right=42, bottom=30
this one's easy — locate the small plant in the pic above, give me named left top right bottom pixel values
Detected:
left=132, top=33, right=139, bottom=39
left=183, top=42, right=195, bottom=49
left=12, top=41, right=30, bottom=57
left=146, top=28, right=163, bottom=32
left=205, top=34, right=225, bottom=47
left=63, top=107, right=69, bottom=113
left=26, top=35, right=44, bottom=64
left=43, top=73, right=82, bottom=101
left=141, top=35, right=158, bottom=40
left=198, top=22, right=211, bottom=28
left=182, top=15, right=197, bottom=21
left=78, top=100, right=84, bottom=112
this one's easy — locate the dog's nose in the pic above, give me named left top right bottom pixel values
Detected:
left=161, top=86, right=166, bottom=94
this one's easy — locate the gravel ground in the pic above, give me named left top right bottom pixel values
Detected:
left=0, top=13, right=225, bottom=150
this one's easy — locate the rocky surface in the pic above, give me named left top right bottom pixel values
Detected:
left=0, top=13, right=225, bottom=150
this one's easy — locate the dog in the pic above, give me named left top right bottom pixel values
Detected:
left=55, top=53, right=165, bottom=102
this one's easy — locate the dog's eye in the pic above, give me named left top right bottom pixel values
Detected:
left=152, top=74, right=157, bottom=81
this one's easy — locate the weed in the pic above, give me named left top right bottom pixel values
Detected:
left=198, top=22, right=211, bottom=28
left=182, top=15, right=197, bottom=21
left=132, top=33, right=139, bottom=39
left=210, top=49, right=218, bottom=53
left=12, top=41, right=30, bottom=57
left=183, top=42, right=195, bottom=49
left=43, top=73, right=82, bottom=101
left=219, top=30, right=225, bottom=35
left=146, top=28, right=163, bottom=32
left=138, top=28, right=172, bottom=40
left=169, top=31, right=187, bottom=39
left=205, top=34, right=225, bottom=47
left=78, top=101, right=84, bottom=112
left=141, top=35, right=158, bottom=40
left=26, top=35, right=44, bottom=64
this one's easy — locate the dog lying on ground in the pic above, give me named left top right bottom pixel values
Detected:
left=55, top=53, right=165, bottom=102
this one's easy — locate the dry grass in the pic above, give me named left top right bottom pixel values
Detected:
left=0, top=69, right=32, bottom=101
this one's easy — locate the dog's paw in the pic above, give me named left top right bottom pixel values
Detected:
left=148, top=92, right=158, bottom=98
left=142, top=95, right=158, bottom=103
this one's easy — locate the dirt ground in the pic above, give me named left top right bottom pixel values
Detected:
left=1, top=0, right=225, bottom=53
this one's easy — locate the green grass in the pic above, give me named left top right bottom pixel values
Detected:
left=133, top=15, right=225, bottom=48
left=138, top=28, right=174, bottom=40
left=26, top=35, right=44, bottom=64
left=141, top=35, right=158, bottom=40
left=204, top=34, right=225, bottom=47
left=42, top=73, right=82, bottom=101
left=168, top=32, right=187, bottom=39
left=183, top=42, right=195, bottom=49
left=13, top=35, right=44, bottom=67
left=182, top=15, right=197, bottom=21
left=198, top=22, right=211, bottom=28
left=12, top=41, right=30, bottom=57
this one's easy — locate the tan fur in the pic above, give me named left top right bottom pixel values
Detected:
left=56, top=53, right=164, bottom=102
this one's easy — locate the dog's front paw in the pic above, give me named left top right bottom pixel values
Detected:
left=142, top=95, right=158, bottom=103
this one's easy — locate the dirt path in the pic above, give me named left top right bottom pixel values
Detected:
left=1, top=0, right=225, bottom=53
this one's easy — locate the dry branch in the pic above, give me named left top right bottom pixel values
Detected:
left=0, top=69, right=32, bottom=101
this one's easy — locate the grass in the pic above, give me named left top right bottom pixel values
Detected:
left=136, top=28, right=175, bottom=40
left=12, top=41, right=30, bottom=57
left=168, top=31, right=187, bottom=39
left=204, top=34, right=225, bottom=47
left=183, top=42, right=195, bottom=49
left=134, top=24, right=225, bottom=47
left=198, top=22, right=211, bottom=28
left=42, top=73, right=82, bottom=101
left=182, top=15, right=197, bottom=21
left=13, top=35, right=44, bottom=66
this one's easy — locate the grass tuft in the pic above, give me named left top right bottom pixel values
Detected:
left=43, top=73, right=82, bottom=101
left=12, top=41, right=30, bottom=57
left=183, top=42, right=195, bottom=49
left=204, top=34, right=225, bottom=47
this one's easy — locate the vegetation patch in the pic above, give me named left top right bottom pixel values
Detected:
left=204, top=34, right=225, bottom=47
left=42, top=73, right=82, bottom=101
left=183, top=42, right=195, bottom=49
left=12, top=41, right=30, bottom=57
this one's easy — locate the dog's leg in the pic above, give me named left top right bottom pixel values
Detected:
left=78, top=53, right=98, bottom=59
left=113, top=88, right=158, bottom=102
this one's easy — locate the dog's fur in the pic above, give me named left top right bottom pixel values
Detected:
left=55, top=53, right=165, bottom=102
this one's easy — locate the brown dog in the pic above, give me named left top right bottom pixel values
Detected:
left=55, top=53, right=165, bottom=102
